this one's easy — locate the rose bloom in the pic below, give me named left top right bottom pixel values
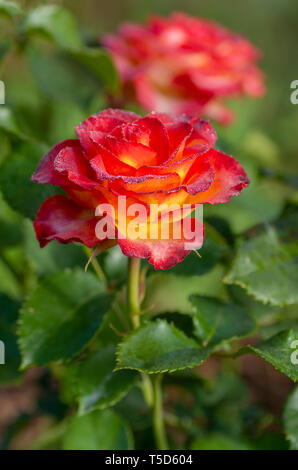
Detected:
left=103, top=12, right=265, bottom=124
left=32, top=109, right=249, bottom=269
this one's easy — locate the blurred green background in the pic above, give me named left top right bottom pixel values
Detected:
left=2, top=0, right=298, bottom=169
left=6, top=0, right=298, bottom=165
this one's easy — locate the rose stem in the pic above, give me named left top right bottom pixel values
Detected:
left=127, top=256, right=168, bottom=449
left=127, top=256, right=141, bottom=329
left=153, top=374, right=169, bottom=450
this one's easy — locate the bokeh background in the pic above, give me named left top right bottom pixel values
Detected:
left=52, top=0, right=298, bottom=172
left=0, top=0, right=297, bottom=450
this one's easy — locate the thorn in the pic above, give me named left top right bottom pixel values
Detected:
left=84, top=252, right=94, bottom=272
left=84, top=245, right=102, bottom=272
left=193, top=249, right=202, bottom=258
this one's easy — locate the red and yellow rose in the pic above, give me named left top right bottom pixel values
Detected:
left=32, top=109, right=249, bottom=269
left=103, top=12, right=265, bottom=124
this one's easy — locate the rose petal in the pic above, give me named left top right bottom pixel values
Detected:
left=123, top=115, right=169, bottom=162
left=90, top=144, right=137, bottom=177
left=54, top=146, right=98, bottom=189
left=126, top=150, right=214, bottom=196
left=31, top=140, right=81, bottom=186
left=104, top=136, right=159, bottom=168
left=202, top=99, right=234, bottom=125
left=187, top=118, right=217, bottom=147
left=109, top=172, right=181, bottom=194
left=63, top=187, right=108, bottom=211
left=34, top=195, right=100, bottom=248
left=183, top=155, right=215, bottom=195
left=165, top=121, right=193, bottom=160
left=118, top=217, right=204, bottom=269
left=76, top=109, right=139, bottom=156
left=184, top=149, right=249, bottom=204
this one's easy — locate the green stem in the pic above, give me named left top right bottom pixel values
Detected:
left=127, top=258, right=153, bottom=403
left=153, top=374, right=169, bottom=450
left=90, top=256, right=107, bottom=282
left=127, top=257, right=168, bottom=448
left=141, top=373, right=154, bottom=408
left=127, top=257, right=141, bottom=329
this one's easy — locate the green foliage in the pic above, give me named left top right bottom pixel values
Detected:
left=100, top=245, right=128, bottom=286
left=225, top=228, right=298, bottom=306
left=190, top=295, right=255, bottom=346
left=0, top=141, right=57, bottom=219
left=24, top=220, right=86, bottom=276
left=62, top=409, right=133, bottom=450
left=0, top=0, right=22, bottom=19
left=97, top=296, right=130, bottom=346
left=68, top=47, right=119, bottom=93
left=0, top=192, right=23, bottom=248
left=191, top=432, right=251, bottom=450
left=26, top=45, right=100, bottom=104
left=0, top=258, right=22, bottom=299
left=0, top=107, right=28, bottom=139
left=65, top=346, right=138, bottom=414
left=168, top=222, right=230, bottom=275
left=23, top=4, right=118, bottom=96
left=116, top=320, right=212, bottom=373
left=236, top=330, right=298, bottom=382
left=143, top=266, right=227, bottom=317
left=24, top=5, right=82, bottom=49
left=18, top=269, right=113, bottom=367
left=283, top=386, right=298, bottom=449
left=0, top=294, right=21, bottom=383
left=205, top=160, right=285, bottom=234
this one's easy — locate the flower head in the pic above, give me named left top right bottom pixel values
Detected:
left=32, top=109, right=249, bottom=269
left=103, top=12, right=265, bottom=124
